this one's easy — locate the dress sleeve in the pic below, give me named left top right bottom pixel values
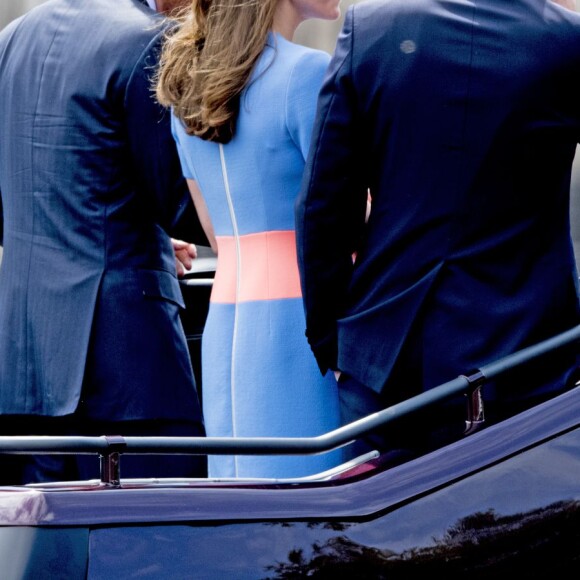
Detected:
left=171, top=114, right=198, bottom=182
left=285, top=49, right=331, bottom=161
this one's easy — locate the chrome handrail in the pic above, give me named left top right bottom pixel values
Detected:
left=0, top=323, right=578, bottom=485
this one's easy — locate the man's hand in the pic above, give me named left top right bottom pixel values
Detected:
left=172, top=238, right=197, bottom=278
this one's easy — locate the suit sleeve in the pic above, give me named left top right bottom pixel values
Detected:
left=124, top=33, right=208, bottom=245
left=295, top=7, right=369, bottom=374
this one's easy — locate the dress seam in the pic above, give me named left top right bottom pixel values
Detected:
left=219, top=143, right=241, bottom=477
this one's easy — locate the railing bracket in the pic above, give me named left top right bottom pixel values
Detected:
left=461, top=370, right=486, bottom=435
left=100, top=435, right=127, bottom=487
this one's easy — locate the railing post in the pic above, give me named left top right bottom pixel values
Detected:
left=462, top=370, right=486, bottom=435
left=99, top=435, right=127, bottom=486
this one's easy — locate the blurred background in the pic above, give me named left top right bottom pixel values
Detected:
left=1, top=0, right=579, bottom=271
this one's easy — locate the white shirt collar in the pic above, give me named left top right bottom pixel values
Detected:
left=145, top=0, right=157, bottom=10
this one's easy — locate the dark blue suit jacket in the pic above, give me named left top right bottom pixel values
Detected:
left=297, top=0, right=580, bottom=403
left=0, top=0, right=203, bottom=422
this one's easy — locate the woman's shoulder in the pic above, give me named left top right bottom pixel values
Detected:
left=254, top=35, right=330, bottom=96
left=264, top=33, right=329, bottom=70
left=272, top=37, right=330, bottom=93
left=276, top=34, right=331, bottom=69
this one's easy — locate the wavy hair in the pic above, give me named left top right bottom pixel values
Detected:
left=156, top=0, right=278, bottom=144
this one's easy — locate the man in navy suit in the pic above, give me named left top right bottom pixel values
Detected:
left=296, top=0, right=580, bottom=462
left=0, top=0, right=206, bottom=483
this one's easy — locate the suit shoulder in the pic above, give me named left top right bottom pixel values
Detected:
left=350, top=0, right=427, bottom=23
left=107, top=6, right=165, bottom=47
left=0, top=15, right=22, bottom=43
left=87, top=4, right=167, bottom=74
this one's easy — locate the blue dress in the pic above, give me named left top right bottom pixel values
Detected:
left=172, top=33, right=343, bottom=478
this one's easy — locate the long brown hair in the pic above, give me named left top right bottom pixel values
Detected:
left=156, top=0, right=278, bottom=144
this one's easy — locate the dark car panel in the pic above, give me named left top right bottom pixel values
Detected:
left=0, top=527, right=88, bottom=580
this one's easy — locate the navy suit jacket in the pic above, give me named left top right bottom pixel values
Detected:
left=0, top=0, right=203, bottom=421
left=297, top=0, right=580, bottom=402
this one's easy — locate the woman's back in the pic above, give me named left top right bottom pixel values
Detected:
left=171, top=35, right=344, bottom=479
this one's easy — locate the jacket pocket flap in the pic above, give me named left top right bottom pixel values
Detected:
left=139, top=269, right=185, bottom=309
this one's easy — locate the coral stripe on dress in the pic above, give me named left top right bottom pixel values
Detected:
left=211, top=230, right=302, bottom=303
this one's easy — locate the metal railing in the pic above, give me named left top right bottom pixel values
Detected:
left=1, top=324, right=578, bottom=485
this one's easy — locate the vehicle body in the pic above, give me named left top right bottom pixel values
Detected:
left=0, top=256, right=579, bottom=579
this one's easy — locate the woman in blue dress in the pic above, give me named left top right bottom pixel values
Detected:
left=156, top=0, right=344, bottom=478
